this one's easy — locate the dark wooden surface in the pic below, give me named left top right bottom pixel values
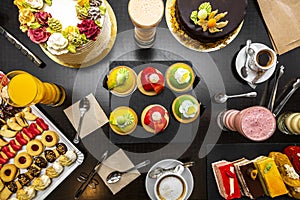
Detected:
left=1, top=0, right=299, bottom=199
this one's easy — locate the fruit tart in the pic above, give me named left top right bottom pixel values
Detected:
left=107, top=66, right=137, bottom=97
left=172, top=95, right=200, bottom=123
left=166, top=63, right=195, bottom=93
left=137, top=67, right=164, bottom=96
left=109, top=106, right=138, bottom=135
left=141, top=104, right=169, bottom=134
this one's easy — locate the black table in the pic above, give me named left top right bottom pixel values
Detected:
left=1, top=0, right=299, bottom=200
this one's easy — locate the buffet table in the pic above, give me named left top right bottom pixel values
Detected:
left=1, top=0, right=300, bottom=199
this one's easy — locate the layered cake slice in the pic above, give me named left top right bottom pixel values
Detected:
left=269, top=152, right=300, bottom=199
left=233, top=158, right=265, bottom=199
left=212, top=160, right=241, bottom=199
left=254, top=156, right=288, bottom=198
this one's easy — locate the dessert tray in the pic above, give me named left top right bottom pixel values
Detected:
left=165, top=0, right=243, bottom=52
left=104, top=60, right=206, bottom=144
left=0, top=105, right=84, bottom=199
left=206, top=143, right=296, bottom=200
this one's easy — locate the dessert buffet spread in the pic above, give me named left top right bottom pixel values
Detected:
left=0, top=98, right=83, bottom=199
left=212, top=146, right=300, bottom=199
left=106, top=62, right=201, bottom=136
left=14, top=0, right=113, bottom=67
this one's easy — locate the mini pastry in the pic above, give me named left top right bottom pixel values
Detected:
left=32, top=175, right=51, bottom=191
left=212, top=160, right=241, bottom=199
left=0, top=186, right=13, bottom=200
left=141, top=104, right=169, bottom=134
left=172, top=94, right=200, bottom=123
left=26, top=139, right=44, bottom=156
left=33, top=156, right=48, bottom=168
left=0, top=164, right=19, bottom=182
left=5, top=181, right=18, bottom=193
left=44, top=150, right=59, bottom=163
left=269, top=152, right=300, bottom=199
left=14, top=152, right=33, bottom=169
left=233, top=158, right=265, bottom=199
left=254, top=156, right=288, bottom=198
left=107, top=66, right=137, bottom=97
left=166, top=63, right=195, bottom=93
left=16, top=186, right=36, bottom=200
left=0, top=125, right=18, bottom=138
left=22, top=107, right=38, bottom=121
left=0, top=178, right=4, bottom=192
left=56, top=143, right=68, bottom=155
left=59, top=150, right=77, bottom=166
left=283, top=146, right=300, bottom=174
left=17, top=173, right=31, bottom=187
left=41, top=131, right=59, bottom=147
left=137, top=67, right=164, bottom=96
left=109, top=106, right=138, bottom=135
left=46, top=161, right=64, bottom=178
left=27, top=166, right=41, bottom=178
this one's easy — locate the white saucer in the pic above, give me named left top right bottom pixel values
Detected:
left=145, top=159, right=194, bottom=200
left=235, top=43, right=276, bottom=84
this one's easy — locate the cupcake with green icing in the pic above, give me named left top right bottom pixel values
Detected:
left=166, top=63, right=195, bottom=93
left=109, top=106, right=138, bottom=135
left=172, top=94, right=200, bottom=123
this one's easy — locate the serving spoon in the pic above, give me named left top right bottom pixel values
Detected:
left=214, top=91, right=257, bottom=104
left=106, top=160, right=150, bottom=184
left=73, top=97, right=90, bottom=144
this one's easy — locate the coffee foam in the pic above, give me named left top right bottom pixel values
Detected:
left=156, top=175, right=186, bottom=200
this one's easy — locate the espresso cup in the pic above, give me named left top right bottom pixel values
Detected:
left=249, top=47, right=276, bottom=71
left=154, top=165, right=188, bottom=200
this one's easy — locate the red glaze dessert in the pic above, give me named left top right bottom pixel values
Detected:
left=141, top=104, right=169, bottom=134
left=138, top=67, right=164, bottom=96
left=283, top=146, right=300, bottom=174
left=212, top=160, right=241, bottom=199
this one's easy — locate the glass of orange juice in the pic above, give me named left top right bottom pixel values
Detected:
left=0, top=70, right=66, bottom=107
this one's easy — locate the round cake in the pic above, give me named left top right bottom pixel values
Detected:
left=175, top=0, right=248, bottom=43
left=14, top=0, right=113, bottom=67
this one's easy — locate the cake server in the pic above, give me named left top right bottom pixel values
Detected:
left=0, top=25, right=45, bottom=68
left=74, top=150, right=108, bottom=200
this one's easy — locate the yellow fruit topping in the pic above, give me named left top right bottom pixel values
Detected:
left=207, top=18, right=216, bottom=28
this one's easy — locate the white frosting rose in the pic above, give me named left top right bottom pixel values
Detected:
left=65, top=150, right=77, bottom=162
left=25, top=0, right=43, bottom=9
left=179, top=100, right=198, bottom=118
left=24, top=186, right=36, bottom=199
left=41, top=175, right=51, bottom=187
left=47, top=33, right=69, bottom=55
left=174, top=68, right=191, bottom=84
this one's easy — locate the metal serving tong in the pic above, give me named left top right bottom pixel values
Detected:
left=267, top=65, right=284, bottom=112
left=74, top=151, right=108, bottom=200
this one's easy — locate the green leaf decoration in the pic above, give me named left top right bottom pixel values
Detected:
left=62, top=30, right=68, bottom=38
left=84, top=2, right=90, bottom=10
left=46, top=27, right=55, bottom=34
left=99, top=5, right=106, bottom=15
left=199, top=2, right=212, bottom=15
left=22, top=2, right=30, bottom=8
left=190, top=11, right=198, bottom=24
left=44, top=0, right=52, bottom=6
left=264, top=163, right=272, bottom=174
left=67, top=44, right=76, bottom=53
left=94, top=20, right=102, bottom=28
left=20, top=25, right=28, bottom=32
left=29, top=22, right=41, bottom=29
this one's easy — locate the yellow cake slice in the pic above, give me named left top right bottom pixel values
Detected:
left=254, top=156, right=288, bottom=198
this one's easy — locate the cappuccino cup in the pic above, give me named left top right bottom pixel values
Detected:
left=249, top=47, right=277, bottom=71
left=154, top=165, right=188, bottom=200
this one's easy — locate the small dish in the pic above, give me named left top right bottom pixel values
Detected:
left=172, top=94, right=200, bottom=124
left=145, top=159, right=194, bottom=200
left=107, top=66, right=137, bottom=97
left=165, top=63, right=195, bottom=93
left=236, top=43, right=276, bottom=84
left=137, top=67, right=165, bottom=96
left=109, top=106, right=138, bottom=135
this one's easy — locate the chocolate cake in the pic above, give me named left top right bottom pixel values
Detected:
left=175, top=0, right=248, bottom=43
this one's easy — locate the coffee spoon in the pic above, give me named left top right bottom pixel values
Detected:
left=241, top=39, right=252, bottom=78
left=106, top=160, right=150, bottom=184
left=148, top=161, right=195, bottom=179
left=214, top=91, right=257, bottom=104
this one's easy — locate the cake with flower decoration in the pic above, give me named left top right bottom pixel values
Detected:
left=173, top=0, right=247, bottom=43
left=14, top=0, right=113, bottom=67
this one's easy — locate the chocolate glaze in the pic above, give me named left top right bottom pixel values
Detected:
left=175, top=0, right=248, bottom=42
left=240, top=162, right=265, bottom=198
